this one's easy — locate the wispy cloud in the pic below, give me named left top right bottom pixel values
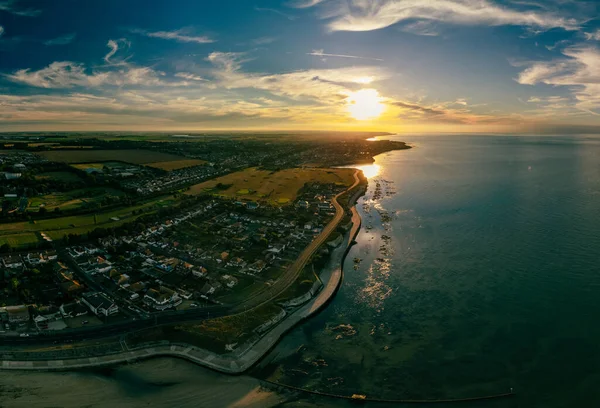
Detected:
left=308, top=49, right=384, bottom=61
left=5, top=40, right=193, bottom=89
left=104, top=38, right=130, bottom=65
left=288, top=0, right=327, bottom=8
left=207, top=51, right=388, bottom=103
left=0, top=26, right=4, bottom=38
left=130, top=28, right=214, bottom=44
left=296, top=0, right=580, bottom=33
left=584, top=30, right=600, bottom=41
left=43, top=33, right=76, bottom=46
left=516, top=46, right=600, bottom=113
left=255, top=7, right=297, bottom=20
left=252, top=36, right=276, bottom=45
left=175, top=72, right=207, bottom=81
left=0, top=0, right=41, bottom=17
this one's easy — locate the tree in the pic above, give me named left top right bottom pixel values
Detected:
left=10, top=278, right=20, bottom=291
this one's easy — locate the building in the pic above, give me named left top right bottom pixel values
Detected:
left=296, top=200, right=310, bottom=209
left=4, top=172, right=22, bottom=180
left=81, top=292, right=119, bottom=317
left=3, top=305, right=30, bottom=323
left=2, top=254, right=23, bottom=269
left=143, top=287, right=182, bottom=311
left=59, top=302, right=89, bottom=318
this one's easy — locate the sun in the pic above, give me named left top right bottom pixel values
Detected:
left=346, top=89, right=385, bottom=121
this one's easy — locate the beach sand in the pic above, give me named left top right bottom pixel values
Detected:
left=0, top=358, right=287, bottom=408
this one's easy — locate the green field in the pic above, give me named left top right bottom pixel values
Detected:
left=186, top=167, right=355, bottom=205
left=145, top=159, right=206, bottom=171
left=27, top=187, right=125, bottom=212
left=35, top=171, right=83, bottom=182
left=0, top=195, right=178, bottom=246
left=0, top=233, right=40, bottom=247
left=37, top=149, right=189, bottom=165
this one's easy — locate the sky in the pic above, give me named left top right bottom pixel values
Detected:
left=1, top=0, right=600, bottom=133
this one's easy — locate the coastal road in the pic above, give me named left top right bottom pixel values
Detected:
left=229, top=169, right=362, bottom=313
left=2, top=170, right=362, bottom=346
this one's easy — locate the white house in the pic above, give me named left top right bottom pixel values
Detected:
left=81, top=292, right=118, bottom=316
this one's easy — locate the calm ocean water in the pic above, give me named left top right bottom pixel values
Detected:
left=255, top=135, right=600, bottom=407
left=4, top=135, right=600, bottom=408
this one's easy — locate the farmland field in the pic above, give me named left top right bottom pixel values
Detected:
left=27, top=187, right=125, bottom=212
left=71, top=161, right=137, bottom=171
left=145, top=159, right=206, bottom=171
left=37, top=149, right=188, bottom=165
left=0, top=195, right=178, bottom=246
left=0, top=233, right=39, bottom=247
left=35, top=171, right=83, bottom=182
left=186, top=167, right=355, bottom=205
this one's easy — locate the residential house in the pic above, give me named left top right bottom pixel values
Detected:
left=2, top=254, right=23, bottom=269
left=81, top=292, right=119, bottom=316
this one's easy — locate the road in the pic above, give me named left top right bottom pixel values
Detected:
left=228, top=169, right=361, bottom=313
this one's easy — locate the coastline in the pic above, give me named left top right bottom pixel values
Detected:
left=0, top=172, right=367, bottom=373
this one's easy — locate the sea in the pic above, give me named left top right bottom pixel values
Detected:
left=3, top=135, right=600, bottom=408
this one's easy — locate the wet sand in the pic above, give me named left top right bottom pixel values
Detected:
left=0, top=358, right=285, bottom=408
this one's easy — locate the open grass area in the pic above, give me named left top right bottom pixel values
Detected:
left=126, top=303, right=283, bottom=353
left=27, top=187, right=125, bottom=212
left=0, top=233, right=40, bottom=247
left=37, top=149, right=188, bottom=165
left=0, top=195, right=178, bottom=245
left=145, top=159, right=207, bottom=171
left=186, top=167, right=355, bottom=205
left=35, top=171, right=83, bottom=183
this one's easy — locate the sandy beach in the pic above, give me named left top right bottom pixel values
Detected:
left=0, top=358, right=286, bottom=408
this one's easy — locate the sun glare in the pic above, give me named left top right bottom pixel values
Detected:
left=346, top=89, right=385, bottom=121
left=355, top=164, right=380, bottom=179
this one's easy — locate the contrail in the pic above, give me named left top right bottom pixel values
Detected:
left=308, top=49, right=384, bottom=61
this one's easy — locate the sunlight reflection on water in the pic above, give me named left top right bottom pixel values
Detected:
left=354, top=163, right=380, bottom=179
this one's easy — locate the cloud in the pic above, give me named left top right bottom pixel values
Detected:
left=6, top=62, right=110, bottom=88
left=298, top=0, right=580, bottom=33
left=0, top=92, right=267, bottom=128
left=43, top=33, right=76, bottom=46
left=206, top=51, right=389, bottom=103
left=399, top=20, right=440, bottom=36
left=288, top=0, right=327, bottom=8
left=255, top=7, right=297, bottom=20
left=104, top=38, right=130, bottom=65
left=0, top=0, right=41, bottom=17
left=391, top=100, right=448, bottom=116
left=252, top=36, right=276, bottom=45
left=131, top=28, right=214, bottom=43
left=584, top=30, right=600, bottom=41
left=175, top=72, right=207, bottom=81
left=0, top=26, right=4, bottom=38
left=6, top=43, right=191, bottom=89
left=308, top=49, right=384, bottom=61
left=516, top=46, right=600, bottom=113
left=389, top=99, right=493, bottom=124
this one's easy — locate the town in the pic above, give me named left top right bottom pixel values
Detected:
left=0, top=133, right=407, bottom=349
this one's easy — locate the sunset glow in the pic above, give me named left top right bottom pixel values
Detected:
left=347, top=89, right=385, bottom=121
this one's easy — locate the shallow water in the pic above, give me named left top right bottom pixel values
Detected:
left=255, top=135, right=600, bottom=408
